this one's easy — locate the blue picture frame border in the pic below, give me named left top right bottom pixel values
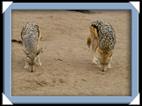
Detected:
left=3, top=3, right=139, bottom=104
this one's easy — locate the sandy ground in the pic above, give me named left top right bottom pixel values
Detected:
left=12, top=10, right=131, bottom=96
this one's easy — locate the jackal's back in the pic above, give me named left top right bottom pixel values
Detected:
left=21, top=23, right=40, bottom=54
left=91, top=20, right=116, bottom=52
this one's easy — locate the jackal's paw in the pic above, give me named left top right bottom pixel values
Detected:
left=24, top=64, right=29, bottom=69
left=36, top=61, right=42, bottom=66
left=92, top=57, right=98, bottom=65
left=107, top=63, right=112, bottom=68
left=38, top=62, right=42, bottom=66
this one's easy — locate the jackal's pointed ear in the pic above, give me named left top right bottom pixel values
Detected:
left=87, top=37, right=91, bottom=48
left=34, top=25, right=40, bottom=38
left=21, top=27, right=24, bottom=40
left=35, top=25, right=39, bottom=28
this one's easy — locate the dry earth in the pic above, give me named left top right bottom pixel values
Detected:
left=12, top=10, right=131, bottom=96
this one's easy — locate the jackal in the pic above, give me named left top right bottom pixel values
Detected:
left=87, top=20, right=116, bottom=71
left=21, top=23, right=42, bottom=72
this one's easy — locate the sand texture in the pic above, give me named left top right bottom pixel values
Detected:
left=12, top=10, right=131, bottom=96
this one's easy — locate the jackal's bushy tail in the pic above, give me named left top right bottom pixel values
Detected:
left=12, top=39, right=22, bottom=44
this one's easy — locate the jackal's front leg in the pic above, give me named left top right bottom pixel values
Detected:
left=92, top=53, right=98, bottom=65
left=24, top=57, right=30, bottom=69
left=35, top=55, right=42, bottom=66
